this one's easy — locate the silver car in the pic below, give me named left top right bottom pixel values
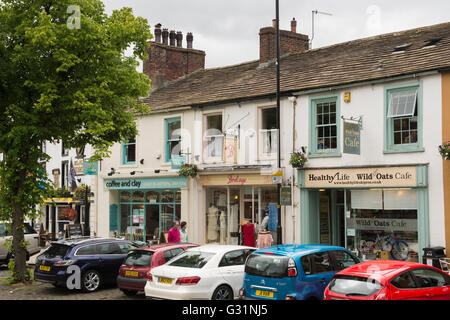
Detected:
left=0, top=222, right=40, bottom=265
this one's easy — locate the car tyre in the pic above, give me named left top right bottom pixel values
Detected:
left=212, top=285, right=233, bottom=300
left=81, top=270, right=101, bottom=293
left=121, top=289, right=138, bottom=296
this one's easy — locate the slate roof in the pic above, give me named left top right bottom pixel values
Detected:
left=142, top=22, right=450, bottom=112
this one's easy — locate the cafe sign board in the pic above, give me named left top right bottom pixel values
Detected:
left=343, top=121, right=360, bottom=155
left=304, top=166, right=417, bottom=188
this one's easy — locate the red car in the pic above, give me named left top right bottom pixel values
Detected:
left=117, top=243, right=199, bottom=295
left=324, top=260, right=450, bottom=300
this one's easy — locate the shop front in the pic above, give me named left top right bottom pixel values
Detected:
left=104, top=176, right=188, bottom=243
left=199, top=173, right=278, bottom=246
left=298, top=165, right=429, bottom=262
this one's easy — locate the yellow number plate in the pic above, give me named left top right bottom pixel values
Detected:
left=125, top=270, right=139, bottom=277
left=158, top=277, right=173, bottom=284
left=39, top=265, right=50, bottom=272
left=255, top=290, right=274, bottom=298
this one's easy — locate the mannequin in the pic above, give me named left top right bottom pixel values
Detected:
left=219, top=211, right=226, bottom=244
left=207, top=204, right=219, bottom=242
left=230, top=204, right=239, bottom=245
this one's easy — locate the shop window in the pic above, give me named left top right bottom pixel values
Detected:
left=205, top=114, right=223, bottom=159
left=120, top=191, right=131, bottom=202
left=165, top=117, right=181, bottom=162
left=132, top=191, right=145, bottom=202
left=259, top=107, right=278, bottom=157
left=122, top=136, right=136, bottom=165
left=161, top=190, right=174, bottom=202
left=309, top=95, right=340, bottom=158
left=384, top=83, right=423, bottom=153
left=146, top=191, right=160, bottom=203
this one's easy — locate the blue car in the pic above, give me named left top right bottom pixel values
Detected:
left=34, top=238, right=141, bottom=292
left=239, top=244, right=359, bottom=300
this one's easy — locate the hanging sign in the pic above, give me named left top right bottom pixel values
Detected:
left=343, top=121, right=360, bottom=155
left=280, top=187, right=292, bottom=206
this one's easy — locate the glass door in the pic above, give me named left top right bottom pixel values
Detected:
left=228, top=188, right=240, bottom=245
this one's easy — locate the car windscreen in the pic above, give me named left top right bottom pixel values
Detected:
left=245, top=254, right=289, bottom=278
left=124, top=250, right=154, bottom=267
left=328, top=275, right=382, bottom=297
left=168, top=251, right=215, bottom=269
left=41, top=244, right=71, bottom=259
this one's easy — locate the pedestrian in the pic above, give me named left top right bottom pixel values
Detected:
left=167, top=221, right=180, bottom=243
left=180, top=221, right=188, bottom=243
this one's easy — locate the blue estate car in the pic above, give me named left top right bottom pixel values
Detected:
left=34, top=238, right=140, bottom=292
left=239, top=244, right=359, bottom=300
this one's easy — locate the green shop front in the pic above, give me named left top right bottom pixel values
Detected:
left=297, top=165, right=429, bottom=262
left=105, top=176, right=188, bottom=242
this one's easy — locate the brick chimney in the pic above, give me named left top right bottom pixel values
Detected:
left=143, top=24, right=206, bottom=90
left=259, top=18, right=309, bottom=64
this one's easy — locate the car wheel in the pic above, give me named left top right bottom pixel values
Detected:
left=121, top=289, right=138, bottom=296
left=212, top=285, right=233, bottom=300
left=81, top=270, right=101, bottom=293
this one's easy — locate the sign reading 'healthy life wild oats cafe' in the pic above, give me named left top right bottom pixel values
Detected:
left=303, top=166, right=417, bottom=188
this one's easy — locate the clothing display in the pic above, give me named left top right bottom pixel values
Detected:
left=257, top=231, right=273, bottom=249
left=242, top=223, right=255, bottom=247
left=259, top=215, right=269, bottom=231
left=207, top=205, right=219, bottom=242
left=219, top=211, right=226, bottom=244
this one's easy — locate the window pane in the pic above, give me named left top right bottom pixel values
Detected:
left=169, top=141, right=181, bottom=158
left=388, top=91, right=417, bottom=118
left=331, top=250, right=357, bottom=271
left=126, top=143, right=136, bottom=163
left=317, top=114, right=323, bottom=125
left=207, top=115, right=222, bottom=131
left=175, top=191, right=181, bottom=203
left=168, top=120, right=181, bottom=140
left=146, top=191, right=159, bottom=203
left=120, top=192, right=131, bottom=202
left=330, top=113, right=336, bottom=124
left=262, top=108, right=277, bottom=130
left=411, top=268, right=448, bottom=288
left=311, top=252, right=333, bottom=274
left=133, top=191, right=144, bottom=203
left=124, top=250, right=153, bottom=267
left=324, top=126, right=330, bottom=137
left=394, top=119, right=401, bottom=131
left=394, top=132, right=402, bottom=144
left=331, top=137, right=337, bottom=149
left=323, top=104, right=329, bottom=113
left=330, top=103, right=336, bottom=113
left=323, top=114, right=329, bottom=125
left=168, top=251, right=215, bottom=269
left=207, top=136, right=223, bottom=157
left=161, top=191, right=174, bottom=202
left=301, top=255, right=312, bottom=275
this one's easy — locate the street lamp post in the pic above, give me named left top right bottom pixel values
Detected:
left=275, top=0, right=282, bottom=245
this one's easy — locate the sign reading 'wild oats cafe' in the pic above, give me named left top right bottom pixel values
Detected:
left=300, top=166, right=419, bottom=188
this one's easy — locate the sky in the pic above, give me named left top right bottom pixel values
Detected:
left=103, top=0, right=450, bottom=69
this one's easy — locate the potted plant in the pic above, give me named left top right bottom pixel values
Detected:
left=74, top=184, right=91, bottom=199
left=289, top=149, right=308, bottom=168
left=439, top=141, right=450, bottom=160
left=178, top=164, right=198, bottom=178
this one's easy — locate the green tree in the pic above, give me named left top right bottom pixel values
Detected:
left=0, top=0, right=152, bottom=282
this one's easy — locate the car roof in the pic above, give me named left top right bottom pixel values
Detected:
left=132, top=243, right=199, bottom=252
left=335, top=260, right=435, bottom=281
left=253, top=244, right=348, bottom=257
left=188, top=244, right=256, bottom=253
left=51, top=237, right=129, bottom=247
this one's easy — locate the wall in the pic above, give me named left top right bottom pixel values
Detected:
left=442, top=71, right=450, bottom=255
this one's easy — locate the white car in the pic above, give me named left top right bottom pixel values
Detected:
left=144, top=244, right=256, bottom=300
left=0, top=222, right=40, bottom=265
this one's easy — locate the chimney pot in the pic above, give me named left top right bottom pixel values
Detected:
left=169, top=30, right=176, bottom=46
left=186, top=32, right=193, bottom=49
left=162, top=28, right=169, bottom=45
left=154, top=24, right=162, bottom=43
left=291, top=18, right=297, bottom=33
left=176, top=31, right=183, bottom=47
left=272, top=19, right=277, bottom=28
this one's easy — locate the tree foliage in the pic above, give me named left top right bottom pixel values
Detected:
left=0, top=0, right=152, bottom=281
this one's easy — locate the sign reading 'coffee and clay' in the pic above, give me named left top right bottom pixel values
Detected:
left=304, top=166, right=417, bottom=188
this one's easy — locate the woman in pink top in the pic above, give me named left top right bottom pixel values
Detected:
left=167, top=221, right=180, bottom=243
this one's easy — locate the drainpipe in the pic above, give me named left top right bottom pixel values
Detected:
left=288, top=96, right=297, bottom=243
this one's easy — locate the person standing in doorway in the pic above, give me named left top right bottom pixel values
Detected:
left=168, top=221, right=180, bottom=243
left=180, top=221, right=189, bottom=243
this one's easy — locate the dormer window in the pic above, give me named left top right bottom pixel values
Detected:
left=422, top=38, right=441, bottom=49
left=392, top=43, right=412, bottom=54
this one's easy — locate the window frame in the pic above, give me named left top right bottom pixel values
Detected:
left=203, top=112, right=224, bottom=162
left=258, top=105, right=279, bottom=160
left=309, top=94, right=341, bottom=158
left=122, top=136, right=136, bottom=165
left=165, top=117, right=182, bottom=163
left=383, top=82, right=424, bottom=154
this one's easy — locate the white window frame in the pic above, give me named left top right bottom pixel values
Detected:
left=203, top=111, right=224, bottom=163
left=258, top=106, right=278, bottom=160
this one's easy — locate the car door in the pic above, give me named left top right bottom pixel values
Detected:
left=95, top=242, right=126, bottom=283
left=303, top=251, right=336, bottom=298
left=409, top=267, right=450, bottom=300
left=23, top=223, right=39, bottom=255
left=218, top=249, right=250, bottom=295
left=389, top=271, right=421, bottom=300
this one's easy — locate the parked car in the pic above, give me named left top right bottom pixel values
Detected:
left=117, top=243, right=199, bottom=296
left=144, top=245, right=256, bottom=300
left=239, top=244, right=359, bottom=300
left=324, top=260, right=450, bottom=300
left=34, top=238, right=140, bottom=292
left=0, top=222, right=40, bottom=265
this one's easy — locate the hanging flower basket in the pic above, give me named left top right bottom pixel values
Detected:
left=438, top=141, right=450, bottom=160
left=74, top=184, right=91, bottom=199
left=289, top=150, right=308, bottom=168
left=178, top=164, right=198, bottom=178
left=58, top=207, right=77, bottom=221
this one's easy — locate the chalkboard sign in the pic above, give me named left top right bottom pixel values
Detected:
left=66, top=224, right=83, bottom=238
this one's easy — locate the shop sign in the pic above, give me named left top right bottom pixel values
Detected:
left=199, top=174, right=273, bottom=186
left=304, top=166, right=417, bottom=188
left=104, top=177, right=188, bottom=190
left=74, top=159, right=84, bottom=175
left=280, top=187, right=292, bottom=206
left=171, top=155, right=186, bottom=169
left=343, top=121, right=360, bottom=155
left=83, top=160, right=98, bottom=176
left=346, top=218, right=417, bottom=232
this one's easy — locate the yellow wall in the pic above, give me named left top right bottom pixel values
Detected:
left=442, top=72, right=450, bottom=256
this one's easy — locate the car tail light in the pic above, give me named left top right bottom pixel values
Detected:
left=175, top=276, right=201, bottom=285
left=375, top=286, right=390, bottom=300
left=285, top=294, right=296, bottom=300
left=145, top=272, right=153, bottom=282
left=287, top=258, right=297, bottom=277
left=54, top=260, right=75, bottom=266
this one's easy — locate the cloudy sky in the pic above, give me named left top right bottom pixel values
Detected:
left=103, top=0, right=450, bottom=69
